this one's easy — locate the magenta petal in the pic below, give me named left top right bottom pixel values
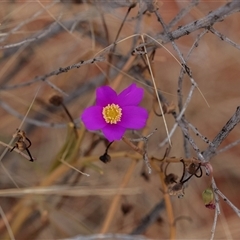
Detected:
left=117, top=84, right=144, bottom=106
left=102, top=124, right=126, bottom=141
left=81, top=106, right=106, bottom=130
left=96, top=86, right=118, bottom=106
left=119, top=106, right=148, bottom=129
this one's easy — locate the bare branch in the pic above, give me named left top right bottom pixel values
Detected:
left=212, top=178, right=240, bottom=218
left=217, top=138, right=240, bottom=155
left=209, top=27, right=240, bottom=51
left=134, top=1, right=240, bottom=51
left=0, top=22, right=57, bottom=50
left=161, top=0, right=240, bottom=42
left=0, top=56, right=104, bottom=91
left=0, top=2, right=56, bottom=43
left=131, top=199, right=165, bottom=235
left=167, top=1, right=200, bottom=30
left=203, top=106, right=240, bottom=161
left=210, top=178, right=221, bottom=240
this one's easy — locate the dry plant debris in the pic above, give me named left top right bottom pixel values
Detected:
left=0, top=1, right=240, bottom=239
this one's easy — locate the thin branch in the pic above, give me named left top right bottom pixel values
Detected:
left=129, top=128, right=157, bottom=174
left=177, top=29, right=208, bottom=111
left=178, top=118, right=204, bottom=160
left=131, top=199, right=165, bottom=235
left=0, top=22, right=57, bottom=50
left=167, top=0, right=200, bottom=30
left=0, top=100, right=70, bottom=128
left=1, top=16, right=95, bottom=62
left=158, top=83, right=196, bottom=147
left=202, top=106, right=240, bottom=161
left=0, top=56, right=104, bottom=91
left=155, top=11, right=206, bottom=162
left=176, top=30, right=208, bottom=158
left=210, top=178, right=221, bottom=240
left=0, top=2, right=56, bottom=43
left=142, top=0, right=240, bottom=48
left=158, top=11, right=209, bottom=109
left=209, top=27, right=240, bottom=51
left=0, top=206, right=15, bottom=240
left=216, top=138, right=240, bottom=155
left=188, top=122, right=214, bottom=147
left=212, top=179, right=240, bottom=218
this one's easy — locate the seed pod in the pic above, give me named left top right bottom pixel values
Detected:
left=202, top=187, right=215, bottom=209
left=49, top=95, right=63, bottom=106
left=15, top=141, right=27, bottom=151
left=188, top=163, right=197, bottom=175
left=168, top=182, right=184, bottom=197
left=164, top=173, right=178, bottom=185
left=202, top=187, right=214, bottom=205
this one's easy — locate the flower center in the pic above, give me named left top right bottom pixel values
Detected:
left=102, top=104, right=122, bottom=124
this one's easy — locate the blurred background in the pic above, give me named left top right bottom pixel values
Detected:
left=0, top=1, right=240, bottom=239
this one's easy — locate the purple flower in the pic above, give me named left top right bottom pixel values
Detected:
left=81, top=84, right=148, bottom=141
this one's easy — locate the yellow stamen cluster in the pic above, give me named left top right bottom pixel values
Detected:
left=102, top=103, right=122, bottom=124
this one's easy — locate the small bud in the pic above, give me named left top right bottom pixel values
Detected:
left=121, top=203, right=133, bottom=215
left=164, top=173, right=178, bottom=185
left=99, top=153, right=111, bottom=163
left=49, top=95, right=63, bottom=106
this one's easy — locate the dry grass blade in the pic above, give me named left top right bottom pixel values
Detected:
left=0, top=186, right=141, bottom=197
left=0, top=206, right=15, bottom=240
